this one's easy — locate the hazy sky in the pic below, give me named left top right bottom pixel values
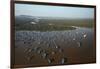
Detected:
left=15, top=4, right=94, bottom=19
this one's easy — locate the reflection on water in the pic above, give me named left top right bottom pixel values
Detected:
left=15, top=27, right=95, bottom=67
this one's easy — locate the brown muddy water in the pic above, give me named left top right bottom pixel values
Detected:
left=14, top=27, right=96, bottom=68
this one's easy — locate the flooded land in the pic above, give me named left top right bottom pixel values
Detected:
left=14, top=15, right=96, bottom=67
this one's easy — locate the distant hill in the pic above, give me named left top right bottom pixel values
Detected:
left=15, top=15, right=40, bottom=24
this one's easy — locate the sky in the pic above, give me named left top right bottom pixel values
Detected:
left=15, top=4, right=94, bottom=19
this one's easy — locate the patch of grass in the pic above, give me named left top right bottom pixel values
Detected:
left=15, top=23, right=76, bottom=31
left=15, top=18, right=94, bottom=31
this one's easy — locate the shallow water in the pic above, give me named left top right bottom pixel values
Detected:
left=14, top=27, right=95, bottom=67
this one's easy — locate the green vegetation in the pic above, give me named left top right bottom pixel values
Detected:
left=15, top=16, right=94, bottom=31
left=15, top=23, right=76, bottom=31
